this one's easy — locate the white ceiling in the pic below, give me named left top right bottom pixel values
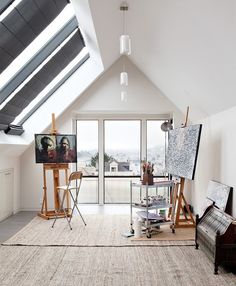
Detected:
left=87, top=0, right=236, bottom=121
left=1, top=0, right=235, bottom=149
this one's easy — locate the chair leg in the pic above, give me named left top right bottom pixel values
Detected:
left=52, top=190, right=72, bottom=230
left=52, top=194, right=62, bottom=228
left=69, top=199, right=76, bottom=223
left=70, top=191, right=86, bottom=226
left=74, top=203, right=86, bottom=226
left=69, top=205, right=75, bottom=223
left=63, top=208, right=72, bottom=230
left=68, top=190, right=86, bottom=226
left=62, top=190, right=73, bottom=230
left=51, top=210, right=58, bottom=228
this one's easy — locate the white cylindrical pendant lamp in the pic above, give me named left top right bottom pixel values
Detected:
left=121, top=90, right=128, bottom=102
left=120, top=72, right=128, bottom=86
left=120, top=35, right=131, bottom=55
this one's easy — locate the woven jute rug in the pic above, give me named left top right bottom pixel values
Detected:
left=1, top=215, right=235, bottom=285
left=131, top=224, right=195, bottom=241
left=0, top=245, right=235, bottom=286
left=2, top=214, right=195, bottom=247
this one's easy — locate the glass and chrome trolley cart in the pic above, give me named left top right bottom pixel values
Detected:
left=130, top=180, right=175, bottom=238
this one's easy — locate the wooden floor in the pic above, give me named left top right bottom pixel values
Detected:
left=0, top=211, right=36, bottom=243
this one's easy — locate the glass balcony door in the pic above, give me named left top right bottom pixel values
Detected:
left=76, top=118, right=167, bottom=204
left=104, top=120, right=141, bottom=203
left=76, top=120, right=98, bottom=203
left=147, top=120, right=166, bottom=176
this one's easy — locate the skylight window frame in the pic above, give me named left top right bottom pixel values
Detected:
left=0, top=0, right=89, bottom=132
left=0, top=0, right=22, bottom=22
left=14, top=49, right=90, bottom=126
left=0, top=26, right=80, bottom=111
left=0, top=0, right=15, bottom=15
left=0, top=4, right=75, bottom=102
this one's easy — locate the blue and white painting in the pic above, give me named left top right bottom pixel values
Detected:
left=205, top=180, right=232, bottom=211
left=166, top=124, right=202, bottom=180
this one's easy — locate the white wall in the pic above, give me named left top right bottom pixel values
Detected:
left=71, top=57, right=183, bottom=118
left=0, top=154, right=20, bottom=214
left=20, top=57, right=183, bottom=210
left=192, top=106, right=236, bottom=217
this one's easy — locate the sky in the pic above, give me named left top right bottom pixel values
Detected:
left=76, top=120, right=166, bottom=151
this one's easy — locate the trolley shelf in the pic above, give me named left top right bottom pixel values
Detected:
left=130, top=179, right=175, bottom=238
left=133, top=202, right=172, bottom=210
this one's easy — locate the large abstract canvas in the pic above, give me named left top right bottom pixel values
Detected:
left=166, top=124, right=202, bottom=180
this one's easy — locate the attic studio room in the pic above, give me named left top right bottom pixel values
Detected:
left=0, top=0, right=236, bottom=285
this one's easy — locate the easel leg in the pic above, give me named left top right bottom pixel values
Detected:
left=173, top=178, right=195, bottom=228
left=175, top=183, right=182, bottom=226
left=182, top=194, right=195, bottom=223
left=41, top=193, right=45, bottom=213
left=170, top=182, right=179, bottom=221
left=65, top=168, right=70, bottom=211
left=38, top=168, right=49, bottom=219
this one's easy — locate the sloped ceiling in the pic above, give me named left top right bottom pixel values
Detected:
left=1, top=0, right=235, bottom=149
left=87, top=0, right=236, bottom=121
left=0, top=0, right=104, bottom=149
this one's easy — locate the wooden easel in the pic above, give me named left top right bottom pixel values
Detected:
left=38, top=113, right=70, bottom=220
left=171, top=177, right=195, bottom=228
left=171, top=106, right=195, bottom=228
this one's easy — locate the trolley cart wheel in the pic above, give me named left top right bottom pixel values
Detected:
left=170, top=224, right=175, bottom=233
left=146, top=229, right=151, bottom=238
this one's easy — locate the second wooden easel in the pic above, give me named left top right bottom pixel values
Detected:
left=171, top=106, right=195, bottom=228
left=38, top=113, right=71, bottom=220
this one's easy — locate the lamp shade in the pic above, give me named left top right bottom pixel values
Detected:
left=120, top=72, right=128, bottom=86
left=120, top=35, right=131, bottom=55
left=161, top=121, right=173, bottom=132
left=121, top=90, right=128, bottom=102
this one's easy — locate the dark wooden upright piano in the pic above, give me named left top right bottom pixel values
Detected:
left=195, top=204, right=236, bottom=274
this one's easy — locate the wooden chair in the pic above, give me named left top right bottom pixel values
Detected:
left=52, top=171, right=86, bottom=230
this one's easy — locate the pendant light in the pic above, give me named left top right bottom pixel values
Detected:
left=120, top=71, right=128, bottom=86
left=121, top=90, right=128, bottom=102
left=120, top=2, right=131, bottom=55
left=120, top=2, right=131, bottom=101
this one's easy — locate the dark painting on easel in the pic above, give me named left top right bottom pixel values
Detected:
left=166, top=124, right=202, bottom=180
left=35, top=134, right=77, bottom=163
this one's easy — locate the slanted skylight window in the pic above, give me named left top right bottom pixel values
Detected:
left=0, top=4, right=74, bottom=91
left=12, top=41, right=89, bottom=125
left=0, top=0, right=88, bottom=134
left=0, top=27, right=79, bottom=111
left=0, top=0, right=69, bottom=74
left=0, top=0, right=23, bottom=22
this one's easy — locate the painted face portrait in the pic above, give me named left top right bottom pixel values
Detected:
left=60, top=137, right=70, bottom=152
left=41, top=136, right=54, bottom=151
left=35, top=134, right=77, bottom=163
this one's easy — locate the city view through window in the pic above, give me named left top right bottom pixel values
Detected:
left=76, top=119, right=167, bottom=203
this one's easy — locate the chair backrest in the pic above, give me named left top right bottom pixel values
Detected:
left=67, top=171, right=83, bottom=199
left=69, top=171, right=83, bottom=182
